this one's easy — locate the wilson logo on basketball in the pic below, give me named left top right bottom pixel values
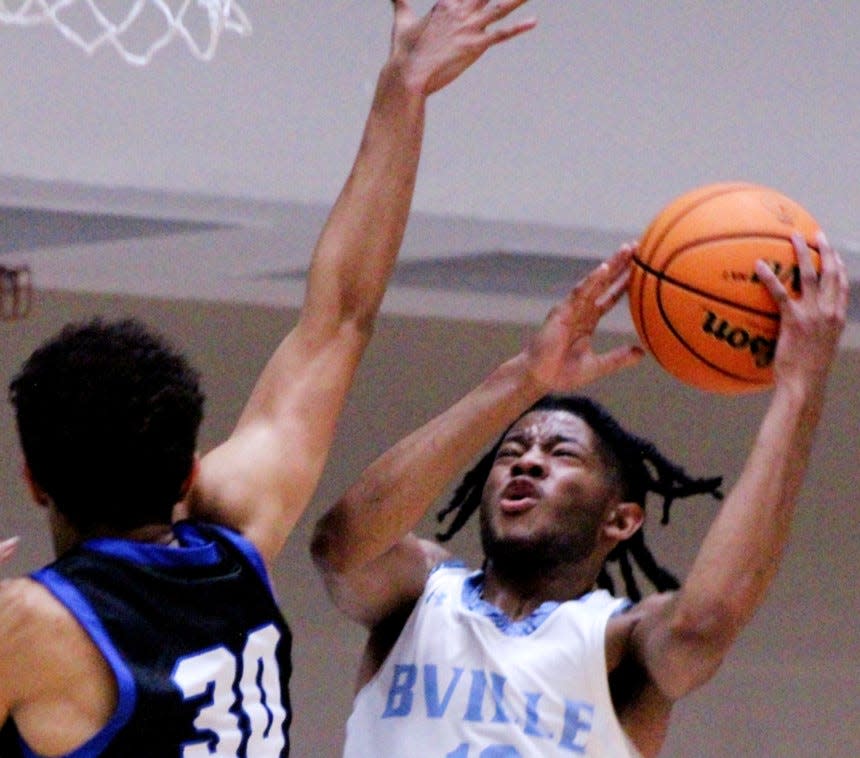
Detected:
left=723, top=261, right=803, bottom=292
left=750, top=261, right=803, bottom=293
left=701, top=311, right=776, bottom=368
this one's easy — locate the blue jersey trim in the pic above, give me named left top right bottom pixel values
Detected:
left=611, top=598, right=634, bottom=616
left=82, top=521, right=275, bottom=599
left=461, top=570, right=612, bottom=637
left=199, top=522, right=273, bottom=592
left=28, top=568, right=138, bottom=758
left=429, top=558, right=467, bottom=577
left=82, top=528, right=219, bottom=568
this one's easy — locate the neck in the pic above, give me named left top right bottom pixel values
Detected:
left=98, top=523, right=176, bottom=544
left=481, top=559, right=599, bottom=621
left=51, top=506, right=175, bottom=555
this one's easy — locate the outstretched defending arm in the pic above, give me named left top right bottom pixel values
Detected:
left=632, top=233, right=849, bottom=699
left=187, top=1, right=537, bottom=568
left=312, top=247, right=644, bottom=628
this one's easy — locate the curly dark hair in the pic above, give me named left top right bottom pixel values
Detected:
left=9, top=317, right=205, bottom=531
left=436, top=394, right=724, bottom=601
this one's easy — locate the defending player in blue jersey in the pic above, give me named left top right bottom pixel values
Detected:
left=0, top=2, right=537, bottom=756
left=312, top=236, right=848, bottom=757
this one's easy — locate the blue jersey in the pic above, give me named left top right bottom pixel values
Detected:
left=0, top=520, right=292, bottom=757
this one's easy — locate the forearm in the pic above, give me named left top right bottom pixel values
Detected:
left=634, top=379, right=828, bottom=701
left=678, top=381, right=824, bottom=631
left=312, top=352, right=548, bottom=573
left=298, top=62, right=426, bottom=339
left=237, top=63, right=427, bottom=433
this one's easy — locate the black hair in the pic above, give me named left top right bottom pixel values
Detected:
left=436, top=394, right=723, bottom=601
left=9, top=317, right=205, bottom=531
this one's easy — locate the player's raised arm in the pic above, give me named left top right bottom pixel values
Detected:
left=632, top=232, right=848, bottom=699
left=186, top=0, right=537, bottom=568
left=311, top=248, right=643, bottom=628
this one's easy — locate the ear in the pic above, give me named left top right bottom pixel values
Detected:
left=602, top=501, right=645, bottom=544
left=22, top=463, right=50, bottom=507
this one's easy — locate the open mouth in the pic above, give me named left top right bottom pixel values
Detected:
left=499, top=478, right=540, bottom=513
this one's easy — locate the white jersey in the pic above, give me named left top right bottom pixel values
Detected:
left=344, top=563, right=642, bottom=758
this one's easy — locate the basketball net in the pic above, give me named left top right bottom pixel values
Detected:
left=0, top=265, right=33, bottom=321
left=0, top=0, right=251, bottom=65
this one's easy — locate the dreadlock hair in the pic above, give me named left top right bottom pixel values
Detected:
left=435, top=394, right=724, bottom=602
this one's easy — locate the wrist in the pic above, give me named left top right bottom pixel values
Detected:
left=378, top=57, right=429, bottom=104
left=772, top=363, right=830, bottom=404
left=769, top=372, right=827, bottom=435
left=495, top=352, right=552, bottom=406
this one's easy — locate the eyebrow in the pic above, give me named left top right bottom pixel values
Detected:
left=548, top=434, right=591, bottom=453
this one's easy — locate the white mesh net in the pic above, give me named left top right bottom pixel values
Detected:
left=0, top=0, right=251, bottom=65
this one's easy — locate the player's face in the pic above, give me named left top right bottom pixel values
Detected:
left=479, top=410, right=619, bottom=568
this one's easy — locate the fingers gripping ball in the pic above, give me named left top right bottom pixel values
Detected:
left=628, top=182, right=821, bottom=394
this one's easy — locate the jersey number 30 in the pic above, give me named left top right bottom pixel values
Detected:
left=172, top=624, right=286, bottom=756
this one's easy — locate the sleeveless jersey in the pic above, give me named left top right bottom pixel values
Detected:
left=344, top=563, right=642, bottom=758
left=0, top=520, right=292, bottom=758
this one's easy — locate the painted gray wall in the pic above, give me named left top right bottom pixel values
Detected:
left=0, top=2, right=857, bottom=243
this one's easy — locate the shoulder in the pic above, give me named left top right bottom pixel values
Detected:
left=355, top=555, right=468, bottom=691
left=0, top=578, right=71, bottom=694
left=0, top=576, right=77, bottom=642
left=371, top=559, right=472, bottom=641
left=0, top=576, right=62, bottom=626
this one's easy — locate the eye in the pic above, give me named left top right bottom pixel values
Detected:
left=552, top=446, right=580, bottom=459
left=496, top=444, right=523, bottom=460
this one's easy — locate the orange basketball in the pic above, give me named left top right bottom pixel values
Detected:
left=628, top=182, right=821, bottom=394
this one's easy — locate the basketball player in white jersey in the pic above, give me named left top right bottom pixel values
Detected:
left=0, top=2, right=537, bottom=756
left=312, top=235, right=847, bottom=757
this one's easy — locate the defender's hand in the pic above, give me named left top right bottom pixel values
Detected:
left=390, top=0, right=536, bottom=95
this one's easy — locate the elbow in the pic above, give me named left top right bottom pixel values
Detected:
left=310, top=509, right=354, bottom=575
left=668, top=596, right=741, bottom=644
left=337, top=290, right=381, bottom=343
left=349, top=308, right=379, bottom=341
left=310, top=517, right=338, bottom=572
